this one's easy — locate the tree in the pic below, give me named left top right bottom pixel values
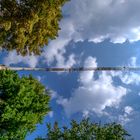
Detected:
left=0, top=0, right=68, bottom=55
left=36, top=119, right=132, bottom=140
left=0, top=70, right=50, bottom=140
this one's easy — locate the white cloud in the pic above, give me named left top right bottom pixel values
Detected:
left=124, top=106, right=133, bottom=114
left=129, top=57, right=137, bottom=67
left=82, top=110, right=90, bottom=118
left=4, top=51, right=38, bottom=68
left=120, top=72, right=140, bottom=85
left=50, top=90, right=58, bottom=100
left=64, top=0, right=140, bottom=43
left=55, top=53, right=76, bottom=68
left=57, top=56, right=127, bottom=116
left=42, top=19, right=76, bottom=67
left=118, top=106, right=134, bottom=125
left=79, top=57, right=97, bottom=84
left=111, top=56, right=140, bottom=85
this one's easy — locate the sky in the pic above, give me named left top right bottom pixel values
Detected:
left=1, top=0, right=140, bottom=139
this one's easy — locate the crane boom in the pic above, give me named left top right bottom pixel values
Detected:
left=1, top=65, right=140, bottom=72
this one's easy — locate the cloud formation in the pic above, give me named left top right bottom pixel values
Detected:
left=111, top=57, right=140, bottom=85
left=4, top=51, right=38, bottom=68
left=4, top=0, right=140, bottom=67
left=57, top=56, right=127, bottom=116
left=118, top=106, right=134, bottom=125
left=64, top=0, right=140, bottom=43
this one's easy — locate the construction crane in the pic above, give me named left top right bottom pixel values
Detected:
left=1, top=65, right=140, bottom=72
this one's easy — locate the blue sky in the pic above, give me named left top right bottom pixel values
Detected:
left=1, top=0, right=140, bottom=139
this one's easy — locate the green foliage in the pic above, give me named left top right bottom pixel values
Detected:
left=0, top=0, right=68, bottom=55
left=36, top=119, right=132, bottom=140
left=0, top=70, right=50, bottom=140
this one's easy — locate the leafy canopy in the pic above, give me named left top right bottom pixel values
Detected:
left=0, top=0, right=68, bottom=55
left=0, top=70, right=50, bottom=140
left=36, top=119, right=132, bottom=140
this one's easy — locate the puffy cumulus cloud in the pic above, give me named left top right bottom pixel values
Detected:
left=49, top=90, right=58, bottom=100
left=64, top=0, right=140, bottom=43
left=120, top=72, right=140, bottom=85
left=111, top=72, right=140, bottom=86
left=57, top=56, right=127, bottom=116
left=4, top=51, right=38, bottom=68
left=42, top=19, right=76, bottom=67
left=118, top=106, right=134, bottom=125
left=124, top=106, right=133, bottom=114
left=54, top=53, right=76, bottom=68
left=129, top=57, right=137, bottom=67
left=79, top=57, right=97, bottom=84
left=82, top=110, right=90, bottom=118
left=111, top=57, right=140, bottom=85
